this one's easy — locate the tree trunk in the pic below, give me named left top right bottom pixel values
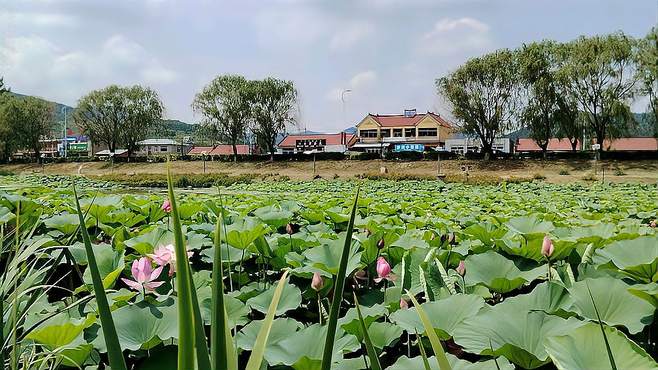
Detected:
left=571, top=139, right=578, bottom=151
left=232, top=143, right=238, bottom=163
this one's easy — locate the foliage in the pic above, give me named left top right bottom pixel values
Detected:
left=437, top=49, right=521, bottom=159
left=251, top=78, right=298, bottom=161
left=74, top=85, right=164, bottom=158
left=636, top=27, right=658, bottom=137
left=0, top=95, right=55, bottom=161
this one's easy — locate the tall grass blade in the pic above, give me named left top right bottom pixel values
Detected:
left=406, top=291, right=452, bottom=370
left=353, top=293, right=382, bottom=370
left=166, top=162, right=197, bottom=369
left=320, top=188, right=360, bottom=370
left=188, top=267, right=211, bottom=370
left=585, top=281, right=617, bottom=370
left=245, top=270, right=291, bottom=370
left=72, top=186, right=127, bottom=370
left=416, top=329, right=432, bottom=370
left=211, top=206, right=231, bottom=370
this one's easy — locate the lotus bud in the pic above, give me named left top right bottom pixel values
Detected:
left=448, top=233, right=455, bottom=244
left=286, top=223, right=295, bottom=235
left=650, top=220, right=656, bottom=228
left=376, top=257, right=391, bottom=279
left=311, top=272, right=324, bottom=291
left=354, top=270, right=367, bottom=280
left=456, top=260, right=466, bottom=276
left=161, top=199, right=172, bottom=213
left=377, top=238, right=385, bottom=249
left=541, top=235, right=554, bottom=258
left=399, top=298, right=409, bottom=310
left=365, top=228, right=372, bottom=237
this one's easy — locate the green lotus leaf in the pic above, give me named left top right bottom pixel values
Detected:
left=454, top=296, right=584, bottom=368
left=236, top=317, right=304, bottom=353
left=390, top=230, right=429, bottom=250
left=246, top=281, right=302, bottom=315
left=254, top=204, right=294, bottom=228
left=505, top=215, right=554, bottom=236
left=389, top=294, right=485, bottom=340
left=462, top=221, right=507, bottom=247
left=0, top=206, right=15, bottom=225
left=594, top=235, right=658, bottom=282
left=45, top=213, right=93, bottom=235
left=93, top=299, right=178, bottom=352
left=123, top=226, right=170, bottom=255
left=79, top=243, right=125, bottom=291
left=365, top=321, right=403, bottom=350
left=545, top=322, right=658, bottom=370
left=225, top=217, right=270, bottom=249
left=564, top=277, right=655, bottom=334
left=628, top=283, right=658, bottom=307
left=303, top=237, right=362, bottom=275
left=339, top=303, right=387, bottom=336
left=464, top=251, right=546, bottom=293
left=265, top=324, right=360, bottom=367
left=386, top=353, right=515, bottom=370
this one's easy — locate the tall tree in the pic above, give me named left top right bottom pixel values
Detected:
left=0, top=78, right=9, bottom=95
left=437, top=49, right=521, bottom=159
left=192, top=75, right=252, bottom=161
left=75, top=85, right=164, bottom=158
left=121, top=86, right=165, bottom=159
left=558, top=32, right=638, bottom=151
left=0, top=79, right=13, bottom=161
left=519, top=41, right=582, bottom=156
left=1, top=96, right=55, bottom=161
left=637, top=27, right=658, bottom=137
left=251, top=78, right=298, bottom=161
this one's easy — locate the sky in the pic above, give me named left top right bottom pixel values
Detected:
left=1, top=0, right=657, bottom=132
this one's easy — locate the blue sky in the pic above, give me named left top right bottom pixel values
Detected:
left=1, top=0, right=656, bottom=132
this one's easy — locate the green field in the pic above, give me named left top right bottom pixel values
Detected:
left=1, top=175, right=658, bottom=369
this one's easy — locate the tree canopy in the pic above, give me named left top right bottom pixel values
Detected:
left=74, top=85, right=164, bottom=158
left=251, top=78, right=298, bottom=160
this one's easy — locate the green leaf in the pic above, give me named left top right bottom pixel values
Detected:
left=246, top=270, right=292, bottom=370
left=594, top=236, right=658, bottom=282
left=406, top=291, right=452, bottom=370
left=464, top=251, right=545, bottom=293
left=387, top=353, right=515, bottom=370
left=73, top=187, right=127, bottom=370
left=545, top=323, right=658, bottom=370
left=353, top=293, right=382, bottom=370
left=246, top=280, right=302, bottom=315
left=320, top=188, right=360, bottom=370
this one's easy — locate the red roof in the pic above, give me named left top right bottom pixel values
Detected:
left=278, top=132, right=356, bottom=148
left=516, top=138, right=580, bottom=152
left=604, top=138, right=658, bottom=151
left=188, top=145, right=251, bottom=155
left=369, top=112, right=452, bottom=128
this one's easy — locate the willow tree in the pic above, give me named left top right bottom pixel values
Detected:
left=1, top=96, right=54, bottom=161
left=251, top=78, right=298, bottom=161
left=192, top=75, right=252, bottom=161
left=75, top=85, right=164, bottom=159
left=437, top=49, right=521, bottom=159
left=637, top=27, right=658, bottom=136
left=519, top=41, right=581, bottom=156
left=558, top=32, right=638, bottom=151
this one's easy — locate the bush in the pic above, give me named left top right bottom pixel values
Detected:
left=559, top=169, right=570, bottom=175
left=533, top=173, right=547, bottom=180
left=613, top=168, right=626, bottom=176
left=581, top=173, right=598, bottom=182
left=95, top=173, right=254, bottom=188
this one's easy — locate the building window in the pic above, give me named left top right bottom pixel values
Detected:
left=381, top=129, right=391, bottom=138
left=360, top=129, right=378, bottom=138
left=404, top=128, right=415, bottom=137
left=160, top=146, right=168, bottom=152
left=418, top=128, right=437, bottom=137
left=393, top=129, right=403, bottom=137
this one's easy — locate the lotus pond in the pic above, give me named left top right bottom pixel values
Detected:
left=1, top=175, right=658, bottom=369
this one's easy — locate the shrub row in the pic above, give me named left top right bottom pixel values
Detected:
left=94, top=173, right=255, bottom=188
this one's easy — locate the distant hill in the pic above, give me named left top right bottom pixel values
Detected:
left=7, top=92, right=196, bottom=138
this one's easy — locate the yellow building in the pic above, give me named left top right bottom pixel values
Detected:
left=352, top=109, right=453, bottom=153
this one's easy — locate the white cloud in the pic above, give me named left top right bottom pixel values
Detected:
left=0, top=10, right=78, bottom=28
left=0, top=34, right=178, bottom=105
left=329, top=22, right=375, bottom=51
left=325, top=70, right=378, bottom=101
left=420, top=17, right=493, bottom=56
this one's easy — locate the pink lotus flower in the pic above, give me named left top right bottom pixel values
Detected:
left=161, top=199, right=172, bottom=213
left=541, top=235, right=554, bottom=258
left=311, top=272, right=324, bottom=291
left=650, top=220, right=656, bottom=228
left=121, top=257, right=164, bottom=293
left=148, top=244, right=192, bottom=276
left=399, top=298, right=409, bottom=310
left=374, top=257, right=396, bottom=283
left=456, top=260, right=466, bottom=276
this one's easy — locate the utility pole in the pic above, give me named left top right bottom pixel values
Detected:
left=341, top=89, right=352, bottom=130
left=62, top=106, right=68, bottom=159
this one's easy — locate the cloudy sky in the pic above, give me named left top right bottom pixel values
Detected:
left=1, top=0, right=656, bottom=132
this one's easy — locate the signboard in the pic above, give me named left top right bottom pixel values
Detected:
left=592, top=143, right=601, bottom=150
left=68, top=142, right=88, bottom=152
left=393, top=143, right=424, bottom=152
